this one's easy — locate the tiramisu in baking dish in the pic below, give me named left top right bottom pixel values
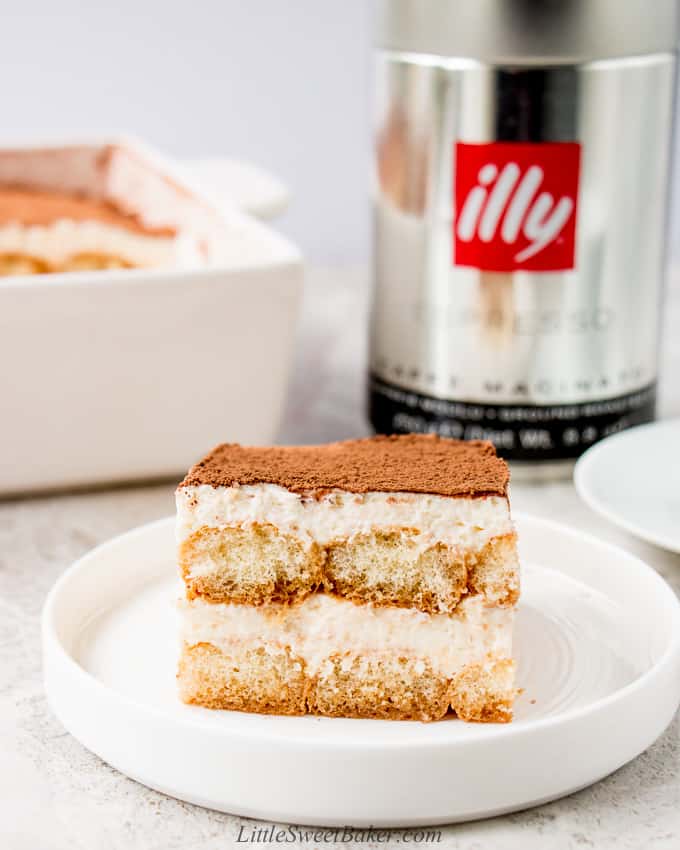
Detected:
left=176, top=435, right=520, bottom=722
left=0, top=143, right=222, bottom=275
left=0, top=187, right=202, bottom=274
left=0, top=139, right=303, bottom=495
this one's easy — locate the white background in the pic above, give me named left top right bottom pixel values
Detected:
left=1, top=0, right=678, bottom=265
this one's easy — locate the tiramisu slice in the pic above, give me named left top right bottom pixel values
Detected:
left=0, top=187, right=202, bottom=275
left=176, top=435, right=519, bottom=722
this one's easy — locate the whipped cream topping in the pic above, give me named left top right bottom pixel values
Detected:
left=179, top=593, right=513, bottom=676
left=0, top=219, right=204, bottom=269
left=176, top=483, right=513, bottom=556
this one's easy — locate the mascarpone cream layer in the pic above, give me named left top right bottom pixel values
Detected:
left=179, top=593, right=514, bottom=677
left=176, top=483, right=513, bottom=553
left=0, top=219, right=204, bottom=269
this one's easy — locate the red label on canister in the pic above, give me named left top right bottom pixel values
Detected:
left=453, top=141, right=581, bottom=272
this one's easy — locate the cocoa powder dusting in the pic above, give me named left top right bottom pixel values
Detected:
left=0, top=186, right=175, bottom=236
left=179, top=434, right=509, bottom=498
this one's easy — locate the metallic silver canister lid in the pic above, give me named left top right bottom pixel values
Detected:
left=376, top=0, right=680, bottom=63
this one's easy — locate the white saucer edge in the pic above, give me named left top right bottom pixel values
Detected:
left=574, top=421, right=680, bottom=554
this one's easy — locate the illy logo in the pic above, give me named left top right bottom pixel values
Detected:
left=454, top=141, right=581, bottom=272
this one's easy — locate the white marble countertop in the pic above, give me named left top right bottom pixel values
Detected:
left=1, top=268, right=679, bottom=850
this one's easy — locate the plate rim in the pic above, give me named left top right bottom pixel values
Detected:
left=574, top=418, right=680, bottom=554
left=42, top=511, right=680, bottom=751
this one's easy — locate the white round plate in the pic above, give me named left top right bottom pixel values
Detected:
left=575, top=419, right=680, bottom=553
left=42, top=514, right=680, bottom=827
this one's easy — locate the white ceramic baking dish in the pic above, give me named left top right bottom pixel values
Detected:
left=0, top=139, right=302, bottom=495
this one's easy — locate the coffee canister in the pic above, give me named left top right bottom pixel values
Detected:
left=369, top=0, right=679, bottom=476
